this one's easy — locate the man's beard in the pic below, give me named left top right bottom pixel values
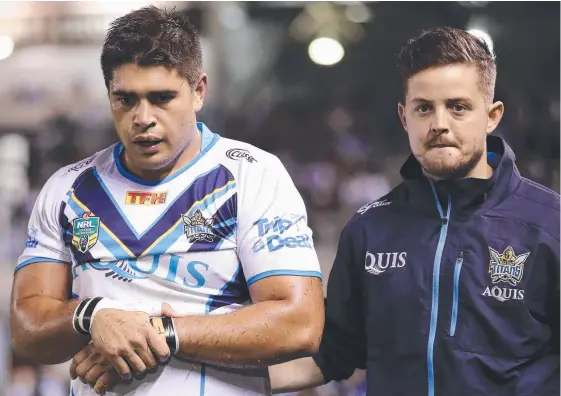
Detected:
left=417, top=144, right=485, bottom=180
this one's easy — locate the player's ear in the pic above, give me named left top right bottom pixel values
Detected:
left=193, top=73, right=208, bottom=113
left=398, top=102, right=408, bottom=132
left=486, top=101, right=504, bottom=135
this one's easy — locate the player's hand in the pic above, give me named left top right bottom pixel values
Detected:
left=90, top=309, right=170, bottom=380
left=161, top=302, right=180, bottom=318
left=91, top=369, right=122, bottom=395
left=70, top=343, right=131, bottom=395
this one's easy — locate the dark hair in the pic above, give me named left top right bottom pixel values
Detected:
left=101, top=5, right=202, bottom=89
left=397, top=27, right=496, bottom=102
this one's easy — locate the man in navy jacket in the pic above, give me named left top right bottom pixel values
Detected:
left=270, top=27, right=559, bottom=396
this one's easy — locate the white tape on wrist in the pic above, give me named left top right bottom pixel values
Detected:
left=89, top=299, right=163, bottom=332
left=171, top=318, right=180, bottom=355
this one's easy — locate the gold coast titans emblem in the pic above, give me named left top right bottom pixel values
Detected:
left=488, top=246, right=530, bottom=287
left=182, top=210, right=215, bottom=243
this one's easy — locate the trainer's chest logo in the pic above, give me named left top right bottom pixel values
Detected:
left=482, top=246, right=530, bottom=302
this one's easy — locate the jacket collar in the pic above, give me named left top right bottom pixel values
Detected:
left=399, top=136, right=521, bottom=218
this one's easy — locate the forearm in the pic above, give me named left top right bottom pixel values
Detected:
left=269, top=357, right=326, bottom=394
left=173, top=300, right=322, bottom=367
left=10, top=297, right=89, bottom=364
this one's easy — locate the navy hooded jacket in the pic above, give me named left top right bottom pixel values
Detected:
left=313, top=136, right=560, bottom=396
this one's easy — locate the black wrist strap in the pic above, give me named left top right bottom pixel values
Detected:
left=72, top=297, right=103, bottom=335
left=161, top=317, right=179, bottom=355
left=73, top=299, right=91, bottom=335
left=82, top=297, right=103, bottom=333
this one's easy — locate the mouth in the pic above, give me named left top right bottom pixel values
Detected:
left=133, top=137, right=164, bottom=148
left=428, top=144, right=455, bottom=149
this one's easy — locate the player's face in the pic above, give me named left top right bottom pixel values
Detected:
left=398, top=63, right=503, bottom=179
left=109, top=64, right=206, bottom=177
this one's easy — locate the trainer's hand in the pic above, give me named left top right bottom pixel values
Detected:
left=90, top=309, right=170, bottom=380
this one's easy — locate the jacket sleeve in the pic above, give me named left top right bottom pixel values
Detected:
left=313, top=221, right=366, bottom=382
left=546, top=236, right=560, bottom=352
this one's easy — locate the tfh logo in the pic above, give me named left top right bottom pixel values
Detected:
left=126, top=191, right=167, bottom=205
left=365, top=251, right=407, bottom=275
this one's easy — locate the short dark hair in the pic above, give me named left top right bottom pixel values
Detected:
left=397, top=27, right=496, bottom=103
left=101, top=5, right=202, bottom=89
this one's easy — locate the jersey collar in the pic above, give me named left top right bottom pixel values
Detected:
left=113, top=122, right=220, bottom=186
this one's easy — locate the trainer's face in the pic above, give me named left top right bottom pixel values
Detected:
left=398, top=63, right=503, bottom=179
left=109, top=64, right=206, bottom=177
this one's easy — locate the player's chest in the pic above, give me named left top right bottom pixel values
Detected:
left=62, top=167, right=238, bottom=261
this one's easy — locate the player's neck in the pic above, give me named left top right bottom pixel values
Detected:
left=124, top=128, right=202, bottom=182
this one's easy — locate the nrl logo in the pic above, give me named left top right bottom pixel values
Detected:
left=72, top=212, right=100, bottom=253
left=182, top=210, right=215, bottom=243
left=488, top=246, right=529, bottom=287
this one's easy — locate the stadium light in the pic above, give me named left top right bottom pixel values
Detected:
left=0, top=35, right=14, bottom=60
left=308, top=37, right=345, bottom=66
left=467, top=28, right=494, bottom=54
left=345, top=3, right=372, bottom=24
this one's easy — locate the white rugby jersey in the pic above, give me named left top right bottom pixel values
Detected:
left=17, top=122, right=322, bottom=396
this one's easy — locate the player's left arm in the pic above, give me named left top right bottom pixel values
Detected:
left=172, top=154, right=325, bottom=366
left=172, top=275, right=323, bottom=366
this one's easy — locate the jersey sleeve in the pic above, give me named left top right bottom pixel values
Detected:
left=313, top=222, right=367, bottom=382
left=16, top=171, right=71, bottom=272
left=236, top=156, right=322, bottom=287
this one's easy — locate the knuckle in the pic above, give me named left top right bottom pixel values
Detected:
left=116, top=367, right=130, bottom=377
left=106, top=350, right=120, bottom=360
left=100, top=360, right=113, bottom=370
left=118, top=346, right=134, bottom=357
left=85, top=373, right=97, bottom=386
left=76, top=367, right=88, bottom=378
left=134, top=361, right=146, bottom=372
left=129, top=337, right=145, bottom=349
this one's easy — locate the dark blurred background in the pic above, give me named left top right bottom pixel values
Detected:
left=0, top=2, right=558, bottom=395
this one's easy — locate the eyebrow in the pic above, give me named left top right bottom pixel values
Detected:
left=409, top=97, right=472, bottom=103
left=111, top=89, right=179, bottom=96
left=409, top=97, right=431, bottom=104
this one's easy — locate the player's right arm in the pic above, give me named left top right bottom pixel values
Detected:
left=269, top=223, right=366, bottom=393
left=10, top=262, right=89, bottom=364
left=11, top=263, right=170, bottom=372
left=10, top=169, right=170, bottom=373
left=10, top=170, right=88, bottom=364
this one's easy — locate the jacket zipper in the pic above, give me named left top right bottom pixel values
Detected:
left=450, top=251, right=464, bottom=336
left=426, top=182, right=451, bottom=396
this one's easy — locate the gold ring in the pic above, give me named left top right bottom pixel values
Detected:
left=93, top=379, right=106, bottom=394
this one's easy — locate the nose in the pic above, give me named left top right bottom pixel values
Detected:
left=430, top=106, right=450, bottom=134
left=133, top=100, right=156, bottom=131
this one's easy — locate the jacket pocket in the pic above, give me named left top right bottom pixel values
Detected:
left=450, top=250, right=464, bottom=336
